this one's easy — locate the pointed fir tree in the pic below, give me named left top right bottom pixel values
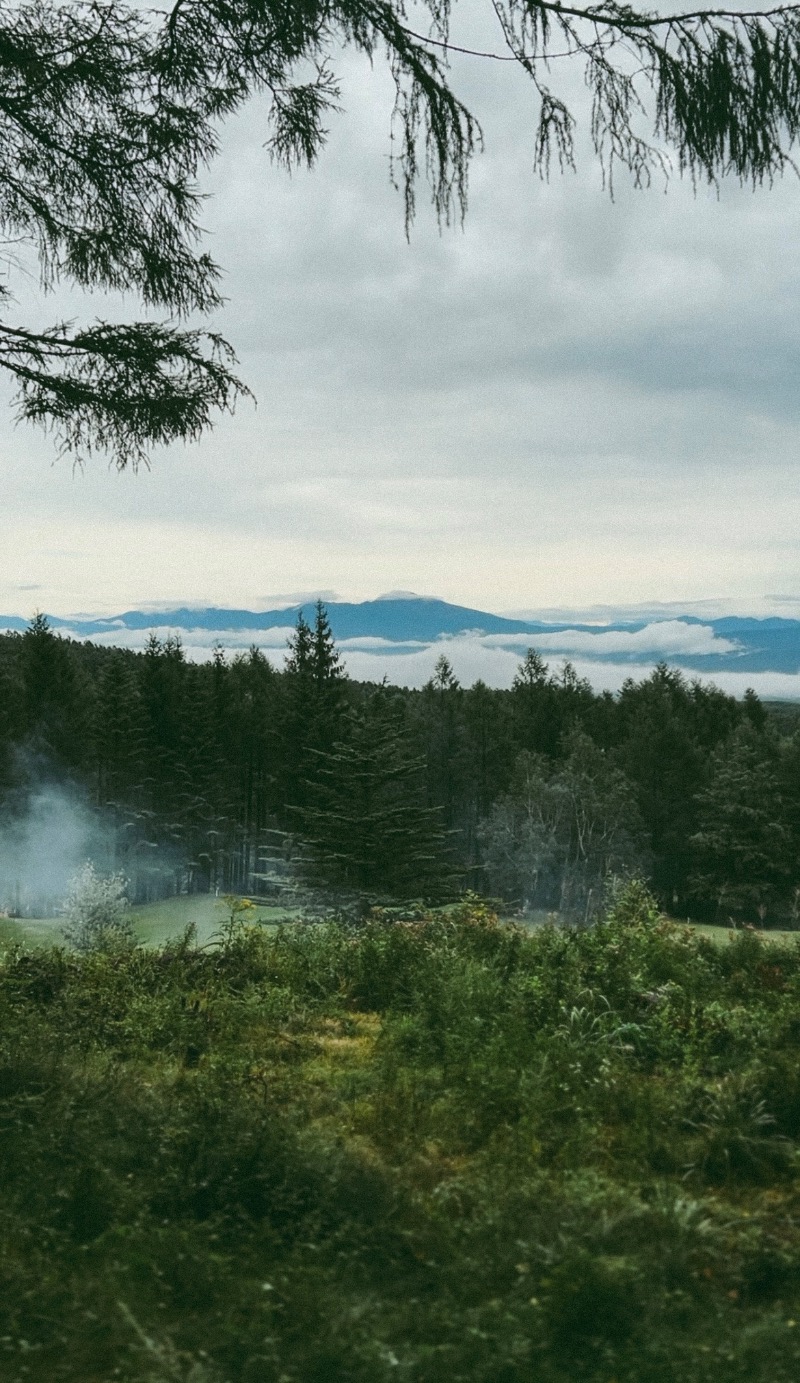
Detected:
left=226, top=646, right=279, bottom=840
left=20, top=613, right=95, bottom=773
left=95, top=651, right=148, bottom=809
left=280, top=603, right=348, bottom=819
left=284, top=611, right=313, bottom=679
left=300, top=686, right=455, bottom=902
left=420, top=653, right=465, bottom=831
left=511, top=649, right=561, bottom=757
left=311, top=601, right=343, bottom=688
left=0, top=643, right=23, bottom=796
left=615, top=665, right=741, bottom=907
left=689, top=723, right=791, bottom=923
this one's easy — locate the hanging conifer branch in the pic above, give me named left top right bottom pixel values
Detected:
left=0, top=0, right=799, bottom=464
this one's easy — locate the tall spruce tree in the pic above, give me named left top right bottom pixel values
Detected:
left=512, top=649, right=561, bottom=756
left=301, top=686, right=453, bottom=901
left=459, top=679, right=514, bottom=874
left=226, top=647, right=279, bottom=843
left=420, top=654, right=464, bottom=831
left=138, top=632, right=190, bottom=831
left=0, top=647, right=23, bottom=796
left=95, top=651, right=147, bottom=809
left=689, top=722, right=791, bottom=923
left=614, top=664, right=740, bottom=908
left=280, top=603, right=347, bottom=819
left=19, top=614, right=94, bottom=773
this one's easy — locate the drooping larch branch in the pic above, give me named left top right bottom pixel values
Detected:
left=0, top=0, right=798, bottom=465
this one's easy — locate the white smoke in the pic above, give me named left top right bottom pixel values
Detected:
left=0, top=783, right=104, bottom=917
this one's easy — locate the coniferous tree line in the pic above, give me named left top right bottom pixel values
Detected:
left=0, top=606, right=798, bottom=923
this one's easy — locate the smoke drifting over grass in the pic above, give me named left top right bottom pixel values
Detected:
left=0, top=783, right=104, bottom=917
left=0, top=770, right=210, bottom=918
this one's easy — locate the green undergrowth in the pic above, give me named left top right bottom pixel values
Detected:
left=3, top=885, right=800, bottom=1381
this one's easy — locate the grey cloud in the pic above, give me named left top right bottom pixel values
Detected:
left=0, top=6, right=797, bottom=620
left=508, top=596, right=800, bottom=622
left=204, top=60, right=800, bottom=432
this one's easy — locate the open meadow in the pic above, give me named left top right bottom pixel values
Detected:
left=3, top=884, right=800, bottom=1382
left=0, top=895, right=301, bottom=954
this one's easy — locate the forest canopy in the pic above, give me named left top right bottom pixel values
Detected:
left=1, top=609, right=799, bottom=926
left=2, top=0, right=800, bottom=464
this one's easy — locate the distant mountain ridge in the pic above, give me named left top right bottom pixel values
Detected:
left=0, top=597, right=557, bottom=642
left=0, top=597, right=798, bottom=675
left=69, top=598, right=549, bottom=640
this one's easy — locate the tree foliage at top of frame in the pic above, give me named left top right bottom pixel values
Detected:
left=2, top=0, right=800, bottom=467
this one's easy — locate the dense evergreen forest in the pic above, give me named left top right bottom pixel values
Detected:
left=1, top=607, right=798, bottom=925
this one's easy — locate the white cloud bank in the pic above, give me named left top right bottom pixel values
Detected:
left=480, top=621, right=741, bottom=657
left=41, top=618, right=797, bottom=700
left=55, top=624, right=300, bottom=654
left=337, top=643, right=800, bottom=700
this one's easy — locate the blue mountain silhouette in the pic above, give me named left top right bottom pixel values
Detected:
left=0, top=598, right=798, bottom=675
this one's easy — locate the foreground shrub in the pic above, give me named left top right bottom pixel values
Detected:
left=2, top=888, right=800, bottom=1380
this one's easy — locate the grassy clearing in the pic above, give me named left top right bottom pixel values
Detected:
left=3, top=885, right=800, bottom=1381
left=0, top=913, right=61, bottom=950
left=130, top=894, right=301, bottom=947
left=512, top=916, right=800, bottom=947
left=5, top=898, right=794, bottom=969
left=689, top=921, right=799, bottom=946
left=0, top=893, right=302, bottom=953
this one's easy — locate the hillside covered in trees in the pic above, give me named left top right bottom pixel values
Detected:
left=1, top=608, right=798, bottom=926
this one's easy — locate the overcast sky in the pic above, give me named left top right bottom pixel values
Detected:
left=0, top=3, right=798, bottom=624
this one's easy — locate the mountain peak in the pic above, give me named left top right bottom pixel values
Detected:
left=375, top=590, right=427, bottom=602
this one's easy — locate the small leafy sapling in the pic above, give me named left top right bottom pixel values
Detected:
left=61, top=861, right=136, bottom=953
